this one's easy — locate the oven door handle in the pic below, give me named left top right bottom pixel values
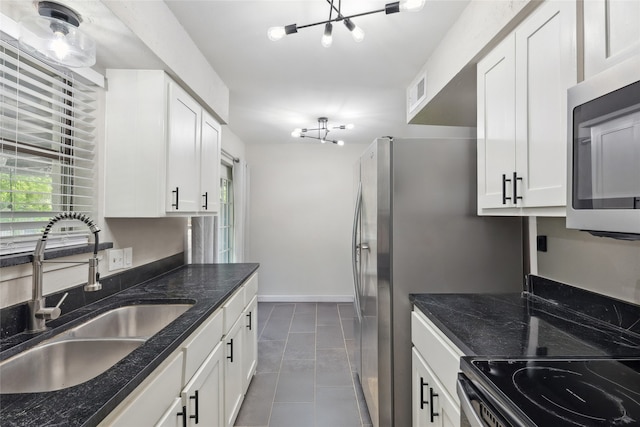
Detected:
left=456, top=376, right=486, bottom=427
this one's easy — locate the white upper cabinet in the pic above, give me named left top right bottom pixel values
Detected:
left=477, top=0, right=576, bottom=216
left=200, top=112, right=221, bottom=213
left=105, top=70, right=220, bottom=217
left=584, top=0, right=640, bottom=79
left=167, top=82, right=202, bottom=213
left=477, top=34, right=517, bottom=211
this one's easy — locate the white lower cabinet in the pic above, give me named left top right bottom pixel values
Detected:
left=411, top=308, right=465, bottom=427
left=99, top=273, right=259, bottom=427
left=181, top=341, right=225, bottom=426
left=224, top=315, right=245, bottom=427
left=242, top=295, right=258, bottom=394
left=412, top=349, right=459, bottom=427
left=103, top=352, right=184, bottom=426
left=156, top=398, right=184, bottom=427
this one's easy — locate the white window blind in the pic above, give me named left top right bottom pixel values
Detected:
left=0, top=40, right=97, bottom=255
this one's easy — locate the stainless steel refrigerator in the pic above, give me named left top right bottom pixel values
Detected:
left=351, top=136, right=523, bottom=427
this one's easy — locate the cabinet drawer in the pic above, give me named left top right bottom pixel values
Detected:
left=223, top=287, right=245, bottom=334
left=106, top=352, right=183, bottom=426
left=411, top=309, right=464, bottom=404
left=155, top=397, right=183, bottom=427
left=243, top=273, right=258, bottom=306
left=183, top=309, right=223, bottom=384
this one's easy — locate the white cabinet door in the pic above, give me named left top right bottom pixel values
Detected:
left=477, top=34, right=516, bottom=210
left=181, top=341, right=225, bottom=427
left=515, top=0, right=576, bottom=208
left=167, top=81, right=202, bottom=213
left=200, top=112, right=221, bottom=213
left=412, top=349, right=459, bottom=427
left=477, top=1, right=576, bottom=214
left=242, top=295, right=258, bottom=394
left=155, top=398, right=184, bottom=427
left=584, top=0, right=640, bottom=79
left=224, top=316, right=245, bottom=427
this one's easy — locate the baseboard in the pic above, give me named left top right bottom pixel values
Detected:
left=257, top=295, right=354, bottom=303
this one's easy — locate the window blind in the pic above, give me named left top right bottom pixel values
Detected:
left=0, top=39, right=97, bottom=255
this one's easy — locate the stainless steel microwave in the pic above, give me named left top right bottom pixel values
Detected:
left=567, top=57, right=640, bottom=239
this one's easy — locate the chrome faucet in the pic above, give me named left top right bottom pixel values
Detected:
left=28, top=213, right=102, bottom=333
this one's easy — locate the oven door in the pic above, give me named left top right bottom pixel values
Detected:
left=456, top=374, right=513, bottom=427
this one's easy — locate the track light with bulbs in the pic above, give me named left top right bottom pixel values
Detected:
left=291, top=117, right=353, bottom=146
left=268, top=0, right=425, bottom=47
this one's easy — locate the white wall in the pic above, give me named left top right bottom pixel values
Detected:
left=247, top=142, right=366, bottom=301
left=536, top=217, right=640, bottom=304
left=221, top=126, right=246, bottom=160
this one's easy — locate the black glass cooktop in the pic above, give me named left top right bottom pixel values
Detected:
left=469, top=359, right=640, bottom=426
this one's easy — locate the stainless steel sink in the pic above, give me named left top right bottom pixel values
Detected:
left=0, top=338, right=144, bottom=394
left=0, top=303, right=192, bottom=394
left=59, top=304, right=193, bottom=339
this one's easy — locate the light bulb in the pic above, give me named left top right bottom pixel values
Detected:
left=400, top=0, right=425, bottom=12
left=346, top=124, right=355, bottom=130
left=50, top=31, right=69, bottom=60
left=337, top=140, right=345, bottom=146
left=321, top=23, right=333, bottom=48
left=351, top=25, right=365, bottom=42
left=291, top=129, right=302, bottom=137
left=268, top=26, right=286, bottom=41
left=344, top=18, right=365, bottom=43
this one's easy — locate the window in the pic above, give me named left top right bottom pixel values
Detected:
left=217, top=164, right=234, bottom=263
left=0, top=40, right=97, bottom=255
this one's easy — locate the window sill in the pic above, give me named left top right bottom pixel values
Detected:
left=0, top=243, right=114, bottom=268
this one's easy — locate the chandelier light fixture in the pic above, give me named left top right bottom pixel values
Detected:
left=18, top=1, right=96, bottom=68
left=268, top=0, right=425, bottom=47
left=291, top=117, right=354, bottom=145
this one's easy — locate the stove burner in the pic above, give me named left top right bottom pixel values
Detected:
left=513, top=366, right=631, bottom=425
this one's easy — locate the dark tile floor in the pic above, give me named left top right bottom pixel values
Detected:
left=234, top=302, right=373, bottom=427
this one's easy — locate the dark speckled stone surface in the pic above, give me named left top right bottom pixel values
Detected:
left=410, top=275, right=640, bottom=358
left=0, top=263, right=259, bottom=427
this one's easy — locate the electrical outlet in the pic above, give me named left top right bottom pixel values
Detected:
left=108, top=249, right=124, bottom=271
left=123, top=247, right=133, bottom=268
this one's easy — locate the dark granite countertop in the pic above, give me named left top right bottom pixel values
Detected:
left=410, top=276, right=640, bottom=359
left=0, top=263, right=259, bottom=427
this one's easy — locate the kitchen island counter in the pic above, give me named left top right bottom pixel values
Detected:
left=0, top=263, right=259, bottom=427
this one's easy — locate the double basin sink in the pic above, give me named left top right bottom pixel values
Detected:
left=0, top=303, right=192, bottom=394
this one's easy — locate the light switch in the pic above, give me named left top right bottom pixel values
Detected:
left=108, top=249, right=124, bottom=271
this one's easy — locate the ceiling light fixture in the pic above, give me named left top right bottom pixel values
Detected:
left=291, top=117, right=353, bottom=146
left=268, top=0, right=425, bottom=46
left=18, top=1, right=96, bottom=68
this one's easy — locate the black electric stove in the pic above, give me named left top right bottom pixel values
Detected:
left=459, top=357, right=640, bottom=427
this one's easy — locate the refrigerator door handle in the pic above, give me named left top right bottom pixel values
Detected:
left=352, top=182, right=363, bottom=318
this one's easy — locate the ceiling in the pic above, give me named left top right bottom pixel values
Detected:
left=1, top=0, right=471, bottom=146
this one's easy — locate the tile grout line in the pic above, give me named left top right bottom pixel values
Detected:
left=266, top=303, right=296, bottom=427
